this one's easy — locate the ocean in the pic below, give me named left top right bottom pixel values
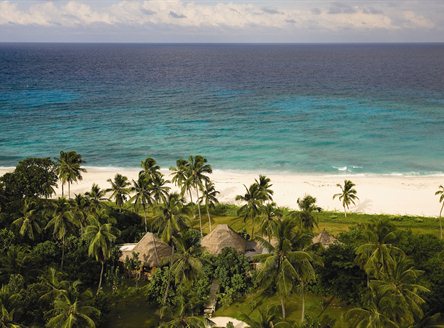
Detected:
left=0, top=43, right=443, bottom=174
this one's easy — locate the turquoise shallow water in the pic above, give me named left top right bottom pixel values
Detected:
left=0, top=43, right=443, bottom=174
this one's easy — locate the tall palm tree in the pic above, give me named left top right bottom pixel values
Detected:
left=12, top=198, right=42, bottom=240
left=130, top=176, right=154, bottom=232
left=198, top=181, right=219, bottom=232
left=170, top=159, right=191, bottom=200
left=296, top=195, right=321, bottom=232
left=236, top=184, right=262, bottom=239
left=46, top=282, right=100, bottom=328
left=152, top=193, right=189, bottom=313
left=56, top=151, right=86, bottom=198
left=356, top=220, right=403, bottom=280
left=46, top=198, right=78, bottom=270
left=255, top=218, right=318, bottom=321
left=333, top=180, right=359, bottom=218
left=186, top=155, right=212, bottom=236
left=106, top=174, right=131, bottom=210
left=83, top=218, right=119, bottom=294
left=435, top=185, right=444, bottom=239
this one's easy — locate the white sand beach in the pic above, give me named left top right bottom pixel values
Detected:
left=1, top=167, right=442, bottom=217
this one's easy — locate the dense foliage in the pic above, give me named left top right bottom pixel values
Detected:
left=1, top=154, right=443, bottom=328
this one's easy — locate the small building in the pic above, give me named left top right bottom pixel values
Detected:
left=312, top=229, right=338, bottom=248
left=119, top=232, right=172, bottom=267
left=201, top=224, right=247, bottom=255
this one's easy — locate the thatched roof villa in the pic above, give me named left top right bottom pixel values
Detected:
left=201, top=224, right=247, bottom=255
left=119, top=232, right=172, bottom=267
left=312, top=229, right=338, bottom=248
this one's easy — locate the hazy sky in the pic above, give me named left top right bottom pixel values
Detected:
left=1, top=0, right=443, bottom=42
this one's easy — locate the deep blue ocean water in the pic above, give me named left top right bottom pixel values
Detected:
left=0, top=43, right=443, bottom=174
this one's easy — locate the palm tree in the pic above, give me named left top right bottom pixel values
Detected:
left=259, top=202, right=281, bottom=243
left=198, top=181, right=219, bottom=232
left=152, top=193, right=189, bottom=314
left=106, top=174, right=131, bottom=210
left=296, top=195, right=321, bottom=231
left=255, top=218, right=317, bottom=321
left=83, top=218, right=119, bottom=294
left=12, top=198, right=42, bottom=240
left=255, top=175, right=274, bottom=202
left=150, top=175, right=171, bottom=205
left=152, top=193, right=189, bottom=245
left=170, top=159, right=191, bottom=200
left=239, top=304, right=291, bottom=328
left=236, top=184, right=262, bottom=239
left=40, top=267, right=70, bottom=302
left=130, top=176, right=153, bottom=232
left=140, top=157, right=162, bottom=181
left=71, top=194, right=91, bottom=233
left=167, top=238, right=203, bottom=288
left=370, top=254, right=429, bottom=326
left=46, top=282, right=100, bottom=328
left=0, top=303, right=20, bottom=328
left=159, top=298, right=207, bottom=328
left=56, top=151, right=86, bottom=198
left=46, top=198, right=78, bottom=270
left=85, top=184, right=108, bottom=211
left=356, top=220, right=403, bottom=280
left=435, top=185, right=444, bottom=239
left=345, top=254, right=429, bottom=328
left=333, top=180, right=359, bottom=217
left=186, top=155, right=212, bottom=236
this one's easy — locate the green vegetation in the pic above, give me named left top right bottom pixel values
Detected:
left=1, top=152, right=443, bottom=327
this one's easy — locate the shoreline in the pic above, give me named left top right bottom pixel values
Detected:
left=1, top=166, right=442, bottom=217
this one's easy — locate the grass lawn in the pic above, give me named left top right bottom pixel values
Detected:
left=204, top=209, right=442, bottom=238
left=215, top=292, right=351, bottom=327
left=103, top=292, right=160, bottom=328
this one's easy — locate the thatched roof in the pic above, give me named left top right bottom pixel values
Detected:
left=119, top=232, right=172, bottom=267
left=312, top=230, right=338, bottom=248
left=201, top=224, right=246, bottom=255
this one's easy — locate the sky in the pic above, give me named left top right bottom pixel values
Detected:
left=0, top=0, right=443, bottom=43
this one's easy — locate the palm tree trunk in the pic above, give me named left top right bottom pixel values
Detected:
left=196, top=188, right=203, bottom=236
left=97, top=261, right=104, bottom=294
left=300, top=282, right=305, bottom=324
left=68, top=182, right=71, bottom=199
left=60, top=236, right=65, bottom=270
left=280, top=296, right=286, bottom=319
left=188, top=189, right=193, bottom=203
left=344, top=205, right=347, bottom=218
left=161, top=245, right=174, bottom=317
left=143, top=206, right=148, bottom=232
left=251, top=216, right=255, bottom=239
left=61, top=183, right=64, bottom=197
left=206, top=203, right=212, bottom=232
left=440, top=203, right=444, bottom=239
